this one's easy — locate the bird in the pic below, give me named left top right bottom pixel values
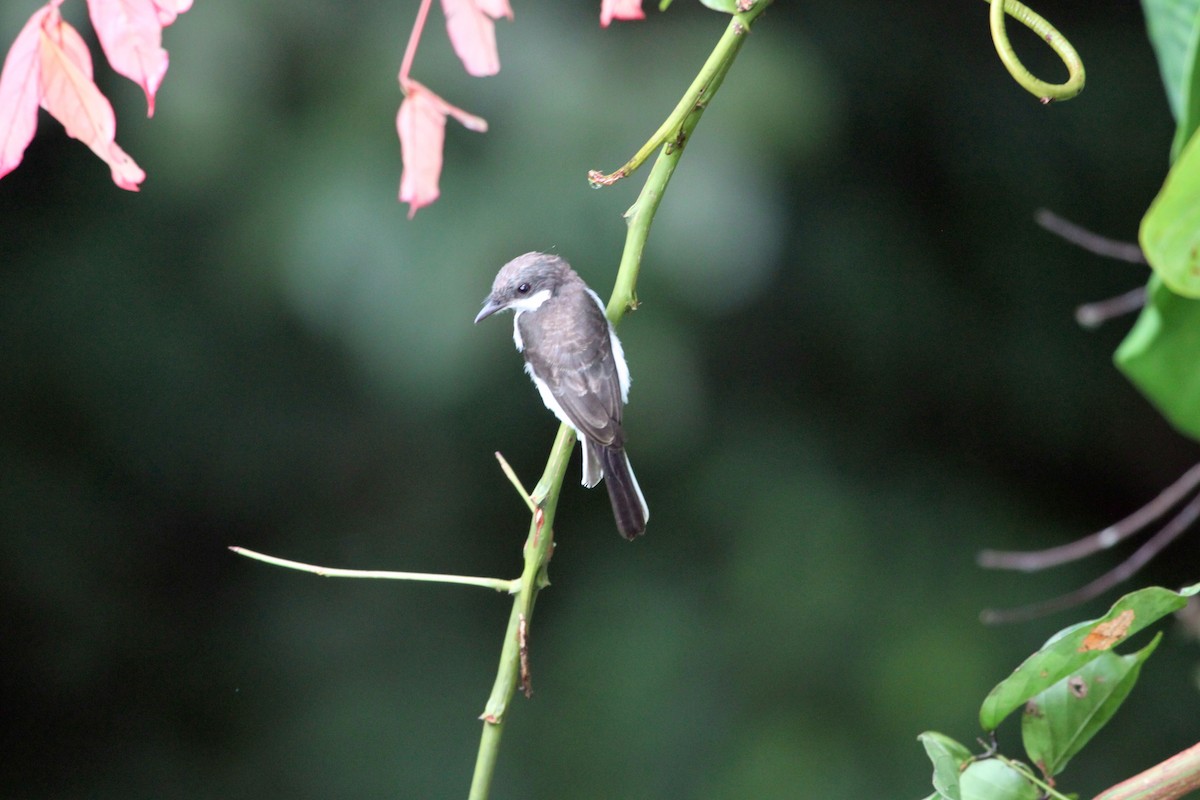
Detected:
left=474, top=252, right=649, bottom=540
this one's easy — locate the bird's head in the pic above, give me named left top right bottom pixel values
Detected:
left=474, top=252, right=569, bottom=323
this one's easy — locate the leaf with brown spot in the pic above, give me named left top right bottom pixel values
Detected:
left=979, top=584, right=1198, bottom=731
left=1021, top=634, right=1161, bottom=776
left=1079, top=609, right=1135, bottom=652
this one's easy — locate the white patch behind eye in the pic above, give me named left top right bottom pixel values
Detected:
left=507, top=288, right=551, bottom=313
left=505, top=288, right=552, bottom=352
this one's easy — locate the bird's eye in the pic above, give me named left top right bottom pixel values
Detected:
left=516, top=283, right=531, bottom=294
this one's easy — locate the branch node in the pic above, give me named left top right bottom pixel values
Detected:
left=495, top=451, right=538, bottom=514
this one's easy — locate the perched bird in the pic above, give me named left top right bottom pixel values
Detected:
left=474, top=252, right=649, bottom=539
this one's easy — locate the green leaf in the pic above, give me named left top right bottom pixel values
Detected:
left=919, top=731, right=974, bottom=800
left=978, top=584, right=1199, bottom=731
left=1115, top=275, right=1200, bottom=441
left=698, top=0, right=739, bottom=12
left=958, top=759, right=1039, bottom=800
left=1141, top=130, right=1200, bottom=298
left=1021, top=633, right=1162, bottom=776
left=1140, top=0, right=1200, bottom=160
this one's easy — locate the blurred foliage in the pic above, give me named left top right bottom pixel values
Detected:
left=921, top=584, right=1196, bottom=799
left=2, top=2, right=1200, bottom=799
left=1140, top=0, right=1200, bottom=161
left=1118, top=0, right=1200, bottom=441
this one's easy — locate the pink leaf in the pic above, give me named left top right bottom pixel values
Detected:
left=441, top=0, right=511, bottom=77
left=150, top=0, right=192, bottom=26
left=0, top=5, right=53, bottom=179
left=38, top=9, right=144, bottom=190
left=443, top=102, right=487, bottom=133
left=397, top=84, right=447, bottom=218
left=600, top=0, right=645, bottom=27
left=396, top=78, right=487, bottom=216
left=86, top=0, right=170, bottom=116
left=474, top=0, right=513, bottom=20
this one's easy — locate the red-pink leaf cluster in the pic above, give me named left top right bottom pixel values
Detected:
left=0, top=0, right=190, bottom=189
left=88, top=0, right=193, bottom=116
left=397, top=0, right=645, bottom=215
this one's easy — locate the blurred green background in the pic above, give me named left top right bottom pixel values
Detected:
left=2, top=1, right=1198, bottom=798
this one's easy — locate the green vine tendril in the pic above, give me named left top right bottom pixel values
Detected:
left=986, top=0, right=1085, bottom=103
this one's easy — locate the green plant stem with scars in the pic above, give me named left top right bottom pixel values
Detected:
left=587, top=0, right=773, bottom=192
left=467, top=4, right=773, bottom=799
left=985, top=0, right=1085, bottom=102
left=1092, top=741, right=1200, bottom=800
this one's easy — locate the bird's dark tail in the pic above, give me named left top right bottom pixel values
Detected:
left=601, top=446, right=649, bottom=540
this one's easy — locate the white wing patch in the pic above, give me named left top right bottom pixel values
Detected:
left=585, top=288, right=631, bottom=403
left=526, top=364, right=582, bottom=429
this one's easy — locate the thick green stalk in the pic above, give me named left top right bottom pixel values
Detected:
left=1091, top=742, right=1200, bottom=800
left=467, top=4, right=773, bottom=797
left=468, top=426, right=572, bottom=800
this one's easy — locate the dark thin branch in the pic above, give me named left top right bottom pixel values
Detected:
left=1035, top=209, right=1147, bottom=264
left=1075, top=287, right=1147, bottom=329
left=979, top=462, right=1200, bottom=571
left=981, top=493, right=1200, bottom=624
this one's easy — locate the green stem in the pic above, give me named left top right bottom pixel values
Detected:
left=994, top=755, right=1073, bottom=800
left=467, top=6, right=773, bottom=798
left=986, top=0, right=1084, bottom=103
left=588, top=0, right=773, bottom=188
left=607, top=3, right=770, bottom=320
left=468, top=426, right=573, bottom=800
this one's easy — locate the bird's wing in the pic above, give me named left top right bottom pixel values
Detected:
left=521, top=291, right=624, bottom=448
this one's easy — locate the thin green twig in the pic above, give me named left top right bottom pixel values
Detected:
left=228, top=547, right=515, bottom=592
left=494, top=451, right=537, bottom=513
left=994, top=755, right=1074, bottom=800
left=986, top=0, right=1084, bottom=103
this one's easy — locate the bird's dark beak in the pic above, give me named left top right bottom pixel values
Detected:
left=474, top=297, right=505, bottom=324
